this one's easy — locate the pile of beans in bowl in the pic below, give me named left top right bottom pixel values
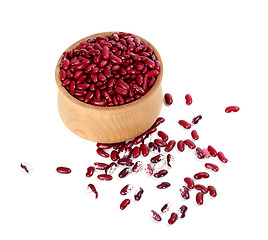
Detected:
left=59, top=32, right=161, bottom=107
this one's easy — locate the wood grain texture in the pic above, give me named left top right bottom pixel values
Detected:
left=55, top=32, right=163, bottom=143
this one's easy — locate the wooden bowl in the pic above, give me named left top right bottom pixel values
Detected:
left=55, top=32, right=163, bottom=143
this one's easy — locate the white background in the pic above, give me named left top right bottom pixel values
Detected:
left=0, top=0, right=267, bottom=239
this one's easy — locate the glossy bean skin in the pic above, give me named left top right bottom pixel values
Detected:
left=184, top=177, right=195, bottom=189
left=202, top=148, right=211, bottom=158
left=161, top=202, right=172, bottom=213
left=152, top=117, right=165, bottom=128
left=164, top=93, right=173, bottom=105
left=133, top=135, right=143, bottom=145
left=164, top=140, right=176, bottom=152
left=86, top=166, right=95, bottom=177
left=117, top=158, right=134, bottom=166
left=191, top=130, right=199, bottom=140
left=195, top=147, right=205, bottom=159
left=120, top=184, right=133, bottom=195
left=195, top=184, right=208, bottom=194
left=56, top=167, right=71, bottom=174
left=105, top=162, right=117, bottom=175
left=110, top=150, right=119, bottom=161
left=192, top=115, right=202, bottom=124
left=118, top=168, right=131, bottom=178
left=180, top=186, right=190, bottom=200
left=225, top=106, right=240, bottom=113
left=120, top=199, right=131, bottom=210
left=151, top=154, right=164, bottom=163
left=178, top=205, right=188, bottom=218
left=196, top=192, right=204, bottom=205
left=194, top=172, right=209, bottom=180
left=217, top=151, right=228, bottom=163
left=148, top=142, right=161, bottom=153
left=93, top=162, right=108, bottom=170
left=153, top=169, right=168, bottom=178
left=158, top=131, right=169, bottom=142
left=134, top=188, right=144, bottom=201
left=178, top=120, right=191, bottom=129
left=205, top=163, right=219, bottom=172
left=140, top=144, right=149, bottom=157
left=132, top=146, right=141, bottom=158
left=97, top=174, right=113, bottom=181
left=168, top=213, right=178, bottom=225
left=184, top=139, right=196, bottom=149
left=151, top=210, right=162, bottom=222
left=157, top=182, right=171, bottom=189
left=185, top=94, right=192, bottom=105
left=177, top=140, right=185, bottom=152
left=154, top=139, right=167, bottom=147
left=207, top=186, right=217, bottom=197
left=207, top=145, right=217, bottom=157
left=96, top=148, right=109, bottom=158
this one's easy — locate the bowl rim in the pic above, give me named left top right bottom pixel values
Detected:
left=55, top=31, right=163, bottom=115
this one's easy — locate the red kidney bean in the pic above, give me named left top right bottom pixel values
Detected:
left=153, top=169, right=168, bottom=178
left=158, top=131, right=169, bottom=142
left=97, top=174, right=113, bottom=181
left=132, top=146, right=141, bottom=158
left=69, top=80, right=75, bottom=95
left=155, top=60, right=161, bottom=71
left=195, top=147, right=205, bottom=159
left=205, top=163, right=219, bottom=172
left=120, top=199, right=131, bottom=210
left=118, top=168, right=131, bottom=178
left=192, top=115, right=202, bottom=124
left=86, top=166, right=95, bottom=177
left=133, top=135, right=143, bottom=145
left=191, top=130, right=199, bottom=140
left=96, top=143, right=112, bottom=149
left=202, top=148, right=211, bottom=158
left=60, top=69, right=66, bottom=81
left=124, top=141, right=133, bottom=149
left=93, top=162, right=108, bottom=170
left=207, top=145, right=217, bottom=157
left=151, top=210, right=162, bottom=222
left=225, top=106, right=240, bottom=113
left=184, top=139, right=196, bottom=149
left=168, top=213, right=178, bottom=225
left=164, top=93, right=173, bottom=105
left=76, top=83, right=90, bottom=90
left=150, top=154, right=164, bottom=163
left=20, top=162, right=32, bottom=173
left=56, top=167, right=71, bottom=174
left=152, top=117, right=165, bottom=128
left=87, top=184, right=98, bottom=199
left=167, top=154, right=175, bottom=168
left=105, top=162, right=117, bottom=175
left=145, top=126, right=157, bottom=135
left=157, top=182, right=171, bottom=189
left=185, top=94, right=192, bottom=105
left=217, top=151, right=228, bottom=163
left=117, top=158, right=134, bottom=166
left=154, top=139, right=167, bottom=147
left=63, top=59, right=70, bottom=70
left=178, top=120, right=191, bottom=129
left=145, top=70, right=159, bottom=78
left=134, top=187, right=144, bottom=201
left=120, top=184, right=133, bottom=196
left=207, top=186, right=217, bottom=197
left=96, top=148, right=109, bottom=158
left=101, top=46, right=110, bottom=60
left=196, top=192, right=204, bottom=205
left=132, top=161, right=143, bottom=173
left=91, top=99, right=108, bottom=106
left=177, top=140, right=185, bottom=152
left=194, top=172, right=209, bottom=180
left=164, top=140, right=176, bottom=152
left=110, top=150, right=119, bottom=161
left=148, top=142, right=161, bottom=153
left=140, top=144, right=149, bottom=157
left=143, top=164, right=153, bottom=176
left=161, top=202, right=172, bottom=213
left=84, top=91, right=94, bottom=103
left=178, top=205, right=188, bottom=218
left=132, top=84, right=146, bottom=95
left=195, top=184, right=208, bottom=194
left=184, top=177, right=195, bottom=189
left=180, top=186, right=190, bottom=200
